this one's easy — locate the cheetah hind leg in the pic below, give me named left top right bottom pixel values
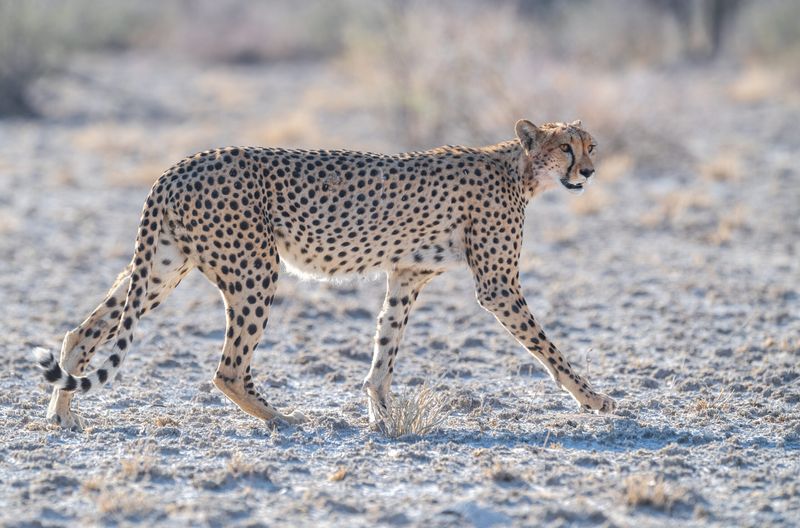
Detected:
left=210, top=293, right=307, bottom=425
left=45, top=264, right=132, bottom=429
left=45, top=236, right=191, bottom=429
left=196, top=243, right=306, bottom=425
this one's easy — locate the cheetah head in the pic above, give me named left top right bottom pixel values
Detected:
left=515, top=119, right=597, bottom=196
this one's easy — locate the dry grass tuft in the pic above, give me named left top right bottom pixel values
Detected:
left=225, top=452, right=259, bottom=476
left=193, top=451, right=273, bottom=490
left=485, top=463, right=521, bottom=484
left=95, top=488, right=154, bottom=516
left=691, top=387, right=733, bottom=418
left=154, top=415, right=179, bottom=427
left=81, top=475, right=105, bottom=493
left=379, top=384, right=449, bottom=439
left=119, top=450, right=158, bottom=481
left=624, top=474, right=685, bottom=511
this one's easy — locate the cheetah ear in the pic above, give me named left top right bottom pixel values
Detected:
left=515, top=119, right=543, bottom=156
left=570, top=119, right=582, bottom=128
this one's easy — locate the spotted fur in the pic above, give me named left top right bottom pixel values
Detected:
left=36, top=119, right=615, bottom=429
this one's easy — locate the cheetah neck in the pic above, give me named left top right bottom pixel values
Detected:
left=485, top=140, right=543, bottom=202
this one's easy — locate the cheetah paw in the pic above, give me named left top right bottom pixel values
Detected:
left=581, top=392, right=617, bottom=414
left=281, top=409, right=308, bottom=425
left=46, top=410, right=86, bottom=431
left=363, top=381, right=390, bottom=429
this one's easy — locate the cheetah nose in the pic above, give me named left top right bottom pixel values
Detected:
left=579, top=168, right=594, bottom=178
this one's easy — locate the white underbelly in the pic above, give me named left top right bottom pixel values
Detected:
left=275, top=226, right=466, bottom=281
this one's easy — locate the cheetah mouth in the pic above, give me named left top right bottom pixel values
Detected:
left=560, top=178, right=584, bottom=194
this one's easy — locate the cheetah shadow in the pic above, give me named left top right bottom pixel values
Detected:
left=427, top=419, right=717, bottom=453
left=302, top=416, right=725, bottom=453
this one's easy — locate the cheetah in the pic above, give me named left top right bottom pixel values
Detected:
left=35, top=118, right=616, bottom=430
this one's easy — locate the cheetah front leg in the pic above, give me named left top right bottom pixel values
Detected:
left=363, top=269, right=440, bottom=428
left=476, top=282, right=616, bottom=412
left=466, top=223, right=616, bottom=413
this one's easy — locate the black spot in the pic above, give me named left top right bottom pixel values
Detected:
left=97, top=369, right=108, bottom=383
left=45, top=364, right=61, bottom=383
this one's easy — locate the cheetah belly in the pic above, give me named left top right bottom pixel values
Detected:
left=393, top=227, right=467, bottom=272
left=274, top=225, right=466, bottom=281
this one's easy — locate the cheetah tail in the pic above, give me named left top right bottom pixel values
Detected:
left=34, top=186, right=164, bottom=395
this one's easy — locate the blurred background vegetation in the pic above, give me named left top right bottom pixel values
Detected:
left=2, top=0, right=798, bottom=118
left=0, top=0, right=798, bottom=199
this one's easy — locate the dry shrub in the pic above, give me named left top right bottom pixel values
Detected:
left=153, top=0, right=346, bottom=64
left=95, top=488, right=154, bottom=516
left=624, top=474, right=685, bottom=511
left=154, top=415, right=179, bottom=427
left=69, top=122, right=220, bottom=187
left=110, top=161, right=170, bottom=188
left=0, top=0, right=150, bottom=116
left=225, top=452, right=257, bottom=476
left=596, top=153, right=633, bottom=183
left=708, top=204, right=749, bottom=245
left=337, top=0, right=712, bottom=152
left=542, top=221, right=579, bottom=246
left=340, top=1, right=540, bottom=150
left=70, top=123, right=150, bottom=157
left=639, top=187, right=715, bottom=228
left=81, top=475, right=105, bottom=493
left=247, top=108, right=324, bottom=149
left=119, top=448, right=158, bottom=481
left=379, top=385, right=449, bottom=439
left=194, top=451, right=272, bottom=490
left=0, top=209, right=20, bottom=236
left=569, top=186, right=613, bottom=217
left=728, top=67, right=790, bottom=104
left=226, top=452, right=273, bottom=481
left=730, top=0, right=800, bottom=79
left=700, top=154, right=742, bottom=182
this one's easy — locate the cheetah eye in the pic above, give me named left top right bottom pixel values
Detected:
left=588, top=144, right=596, bottom=154
left=559, top=144, right=571, bottom=153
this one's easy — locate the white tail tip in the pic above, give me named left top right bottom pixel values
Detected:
left=33, top=347, right=54, bottom=367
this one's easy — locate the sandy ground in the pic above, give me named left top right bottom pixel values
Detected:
left=1, top=53, right=799, bottom=527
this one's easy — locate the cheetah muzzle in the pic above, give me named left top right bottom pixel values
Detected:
left=35, top=117, right=617, bottom=430
left=560, top=177, right=585, bottom=194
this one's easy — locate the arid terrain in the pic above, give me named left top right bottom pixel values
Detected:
left=1, top=1, right=799, bottom=527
